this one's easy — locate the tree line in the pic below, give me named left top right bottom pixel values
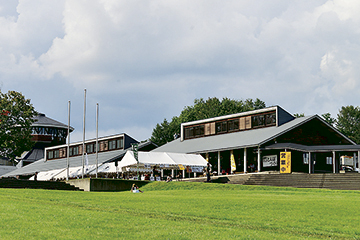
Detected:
left=151, top=98, right=360, bottom=146
left=1, top=91, right=360, bottom=163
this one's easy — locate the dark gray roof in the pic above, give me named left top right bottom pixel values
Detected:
left=33, top=113, right=74, bottom=131
left=2, top=149, right=126, bottom=177
left=0, top=166, right=17, bottom=176
left=153, top=115, right=355, bottom=154
left=264, top=143, right=360, bottom=152
left=22, top=149, right=44, bottom=162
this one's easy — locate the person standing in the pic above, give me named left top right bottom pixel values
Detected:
left=206, top=163, right=211, bottom=182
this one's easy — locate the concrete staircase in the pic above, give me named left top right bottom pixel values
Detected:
left=242, top=173, right=360, bottom=190
left=0, top=179, right=83, bottom=191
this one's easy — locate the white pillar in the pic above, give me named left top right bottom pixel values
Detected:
left=182, top=169, right=185, bottom=178
left=194, top=172, right=197, bottom=178
left=358, top=151, right=360, bottom=173
left=244, top=148, right=247, bottom=173
left=218, top=151, right=221, bottom=175
left=308, top=152, right=311, bottom=174
left=171, top=169, right=174, bottom=177
left=353, top=152, right=357, bottom=170
left=332, top=151, right=336, bottom=173
left=257, top=146, right=261, bottom=172
left=161, top=169, right=163, bottom=178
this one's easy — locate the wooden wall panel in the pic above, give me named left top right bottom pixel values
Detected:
left=240, top=117, right=245, bottom=130
left=205, top=123, right=211, bottom=135
left=245, top=116, right=252, bottom=129
left=210, top=122, right=216, bottom=135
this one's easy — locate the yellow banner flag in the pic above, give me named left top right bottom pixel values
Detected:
left=230, top=150, right=236, bottom=172
left=280, top=152, right=291, bottom=174
left=178, top=164, right=185, bottom=170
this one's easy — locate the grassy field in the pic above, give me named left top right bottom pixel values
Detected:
left=0, top=182, right=359, bottom=239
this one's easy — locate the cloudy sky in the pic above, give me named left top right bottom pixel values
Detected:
left=1, top=0, right=360, bottom=142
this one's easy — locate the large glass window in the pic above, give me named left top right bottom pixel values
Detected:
left=266, top=113, right=276, bottom=126
left=184, top=125, right=205, bottom=139
left=48, top=151, right=54, bottom=159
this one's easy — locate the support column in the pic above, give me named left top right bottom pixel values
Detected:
left=333, top=151, right=336, bottom=173
left=308, top=152, right=311, bottom=174
left=182, top=169, right=185, bottom=178
left=358, top=151, right=360, bottom=173
left=218, top=151, right=221, bottom=175
left=257, top=146, right=261, bottom=172
left=244, top=148, right=247, bottom=173
left=172, top=169, right=174, bottom=178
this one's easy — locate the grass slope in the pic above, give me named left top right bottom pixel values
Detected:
left=0, top=182, right=359, bottom=239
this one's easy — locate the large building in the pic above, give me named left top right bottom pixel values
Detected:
left=153, top=106, right=360, bottom=174
left=2, top=133, right=157, bottom=179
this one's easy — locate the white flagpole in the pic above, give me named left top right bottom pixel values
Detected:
left=82, top=89, right=86, bottom=179
left=66, top=101, right=71, bottom=181
left=96, top=103, right=99, bottom=178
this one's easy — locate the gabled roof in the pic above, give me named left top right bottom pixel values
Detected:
left=153, top=115, right=355, bottom=154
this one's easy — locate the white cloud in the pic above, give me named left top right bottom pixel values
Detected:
left=1, top=0, right=360, bottom=141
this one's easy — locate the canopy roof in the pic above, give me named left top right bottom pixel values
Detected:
left=118, top=151, right=207, bottom=170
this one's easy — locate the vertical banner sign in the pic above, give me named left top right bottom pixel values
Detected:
left=280, top=152, right=291, bottom=173
left=230, top=150, right=236, bottom=173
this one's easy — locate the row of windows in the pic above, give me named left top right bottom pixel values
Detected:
left=47, top=137, right=124, bottom=160
left=32, top=127, right=68, bottom=138
left=184, top=112, right=277, bottom=140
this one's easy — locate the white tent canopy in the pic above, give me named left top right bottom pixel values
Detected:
left=118, top=151, right=208, bottom=171
left=29, top=168, right=65, bottom=181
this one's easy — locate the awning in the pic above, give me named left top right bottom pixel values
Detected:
left=118, top=151, right=208, bottom=171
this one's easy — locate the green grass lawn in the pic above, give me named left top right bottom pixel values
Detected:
left=0, top=182, right=359, bottom=240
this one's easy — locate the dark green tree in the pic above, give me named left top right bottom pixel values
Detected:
left=293, top=113, right=305, bottom=118
left=150, top=97, right=266, bottom=146
left=336, top=105, right=360, bottom=144
left=321, top=113, right=336, bottom=126
left=0, top=91, right=37, bottom=162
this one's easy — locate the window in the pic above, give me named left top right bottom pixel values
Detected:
left=117, top=138, right=124, bottom=149
left=228, top=119, right=239, bottom=131
left=184, top=125, right=205, bottom=139
left=69, top=146, right=79, bottom=156
left=48, top=151, right=54, bottom=159
left=303, top=153, right=309, bottom=164
left=216, top=121, right=227, bottom=133
left=86, top=144, right=94, bottom=153
left=326, top=157, right=333, bottom=165
left=109, top=140, right=117, bottom=150
left=54, top=150, right=60, bottom=159
left=266, top=113, right=276, bottom=126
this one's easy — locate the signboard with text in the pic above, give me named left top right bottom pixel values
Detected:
left=262, top=155, right=278, bottom=167
left=280, top=152, right=291, bottom=174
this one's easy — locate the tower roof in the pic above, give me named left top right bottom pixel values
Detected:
left=32, top=113, right=74, bottom=132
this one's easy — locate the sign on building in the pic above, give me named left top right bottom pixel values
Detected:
left=262, top=155, right=277, bottom=167
left=280, top=152, right=291, bottom=174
